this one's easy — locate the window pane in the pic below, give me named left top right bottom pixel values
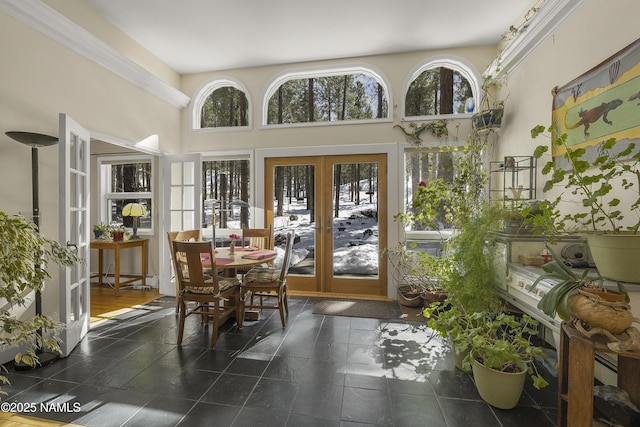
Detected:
left=110, top=163, right=152, bottom=192
left=107, top=198, right=152, bottom=230
left=201, top=86, right=249, bottom=128
left=406, top=67, right=473, bottom=116
left=267, top=73, right=388, bottom=124
left=203, top=159, right=250, bottom=229
left=404, top=149, right=466, bottom=230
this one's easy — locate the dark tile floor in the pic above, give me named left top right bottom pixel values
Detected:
left=3, top=296, right=558, bottom=427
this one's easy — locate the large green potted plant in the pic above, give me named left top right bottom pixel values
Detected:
left=426, top=299, right=549, bottom=409
left=524, top=125, right=640, bottom=283
left=0, top=212, right=79, bottom=395
left=465, top=311, right=548, bottom=409
left=530, top=245, right=632, bottom=335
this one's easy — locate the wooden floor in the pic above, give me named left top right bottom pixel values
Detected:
left=0, top=412, right=86, bottom=427
left=90, top=284, right=163, bottom=324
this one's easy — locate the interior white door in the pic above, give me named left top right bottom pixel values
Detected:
left=159, top=154, right=202, bottom=296
left=58, top=113, right=91, bottom=357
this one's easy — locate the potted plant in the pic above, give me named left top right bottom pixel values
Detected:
left=465, top=311, right=548, bottom=409
left=109, top=223, right=126, bottom=241
left=530, top=245, right=633, bottom=335
left=424, top=298, right=483, bottom=371
left=471, top=72, right=504, bottom=131
left=501, top=200, right=543, bottom=235
left=0, top=212, right=79, bottom=395
left=425, top=298, right=549, bottom=409
left=523, top=125, right=640, bottom=283
left=383, top=242, right=446, bottom=307
left=439, top=202, right=504, bottom=313
left=92, top=222, right=109, bottom=239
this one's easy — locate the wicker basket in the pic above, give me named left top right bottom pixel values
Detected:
left=568, top=288, right=633, bottom=335
left=397, top=286, right=424, bottom=307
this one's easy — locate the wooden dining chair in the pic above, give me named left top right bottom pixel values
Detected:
left=237, top=225, right=274, bottom=277
left=241, top=224, right=273, bottom=250
left=172, top=240, right=242, bottom=348
left=240, top=230, right=295, bottom=327
left=167, top=229, right=202, bottom=313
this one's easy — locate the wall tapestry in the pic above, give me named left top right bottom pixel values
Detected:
left=552, top=37, right=640, bottom=166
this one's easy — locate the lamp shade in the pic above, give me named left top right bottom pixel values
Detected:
left=122, top=203, right=147, bottom=217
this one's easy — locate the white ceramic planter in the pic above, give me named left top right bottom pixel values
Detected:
left=472, top=358, right=527, bottom=410
left=587, top=234, right=640, bottom=283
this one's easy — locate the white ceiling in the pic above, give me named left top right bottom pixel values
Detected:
left=83, top=0, right=532, bottom=75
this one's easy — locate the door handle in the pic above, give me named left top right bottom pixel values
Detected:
left=67, top=241, right=78, bottom=254
left=326, top=217, right=332, bottom=232
left=314, top=215, right=322, bottom=232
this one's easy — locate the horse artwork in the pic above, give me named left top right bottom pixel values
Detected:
left=552, top=37, right=640, bottom=168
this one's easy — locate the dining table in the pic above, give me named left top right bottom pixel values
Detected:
left=213, top=246, right=278, bottom=277
left=212, top=246, right=278, bottom=321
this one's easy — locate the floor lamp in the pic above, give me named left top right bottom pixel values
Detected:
left=6, top=131, right=60, bottom=368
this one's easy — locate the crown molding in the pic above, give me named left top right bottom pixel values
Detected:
left=487, top=0, right=588, bottom=77
left=0, top=0, right=190, bottom=109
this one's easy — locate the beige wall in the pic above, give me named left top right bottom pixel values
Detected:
left=0, top=11, right=182, bottom=319
left=179, top=47, right=494, bottom=153
left=44, top=0, right=181, bottom=88
left=498, top=0, right=639, bottom=214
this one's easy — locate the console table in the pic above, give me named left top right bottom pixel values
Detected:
left=558, top=322, right=640, bottom=426
left=90, top=239, right=148, bottom=296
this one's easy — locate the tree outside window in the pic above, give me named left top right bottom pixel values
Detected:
left=405, top=67, right=473, bottom=117
left=266, top=73, right=388, bottom=124
left=200, top=86, right=249, bottom=128
left=203, top=159, right=250, bottom=229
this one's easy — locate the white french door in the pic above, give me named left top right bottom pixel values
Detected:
left=58, top=113, right=91, bottom=357
left=159, top=154, right=202, bottom=296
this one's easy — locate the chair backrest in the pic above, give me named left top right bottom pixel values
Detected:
left=167, top=229, right=202, bottom=273
left=279, top=230, right=296, bottom=282
left=172, top=240, right=218, bottom=292
left=241, top=225, right=273, bottom=250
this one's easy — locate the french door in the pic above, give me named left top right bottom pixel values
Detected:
left=58, top=113, right=91, bottom=357
left=265, top=154, right=387, bottom=297
left=159, top=154, right=202, bottom=297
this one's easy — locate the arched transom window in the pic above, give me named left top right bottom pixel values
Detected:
left=403, top=57, right=480, bottom=119
left=192, top=78, right=251, bottom=130
left=264, top=66, right=390, bottom=126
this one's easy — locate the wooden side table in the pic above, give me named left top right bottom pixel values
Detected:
left=90, top=239, right=148, bottom=296
left=558, top=322, right=640, bottom=426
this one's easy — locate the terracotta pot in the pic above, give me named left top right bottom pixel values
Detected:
left=112, top=231, right=124, bottom=241
left=423, top=289, right=448, bottom=306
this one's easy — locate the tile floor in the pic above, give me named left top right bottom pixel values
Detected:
left=2, top=296, right=558, bottom=427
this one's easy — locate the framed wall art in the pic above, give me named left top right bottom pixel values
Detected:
left=552, top=37, right=640, bottom=166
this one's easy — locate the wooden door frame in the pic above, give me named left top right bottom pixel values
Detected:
left=264, top=154, right=388, bottom=297
left=322, top=154, right=387, bottom=296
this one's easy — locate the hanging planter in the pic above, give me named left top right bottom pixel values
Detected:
left=472, top=107, right=504, bottom=131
